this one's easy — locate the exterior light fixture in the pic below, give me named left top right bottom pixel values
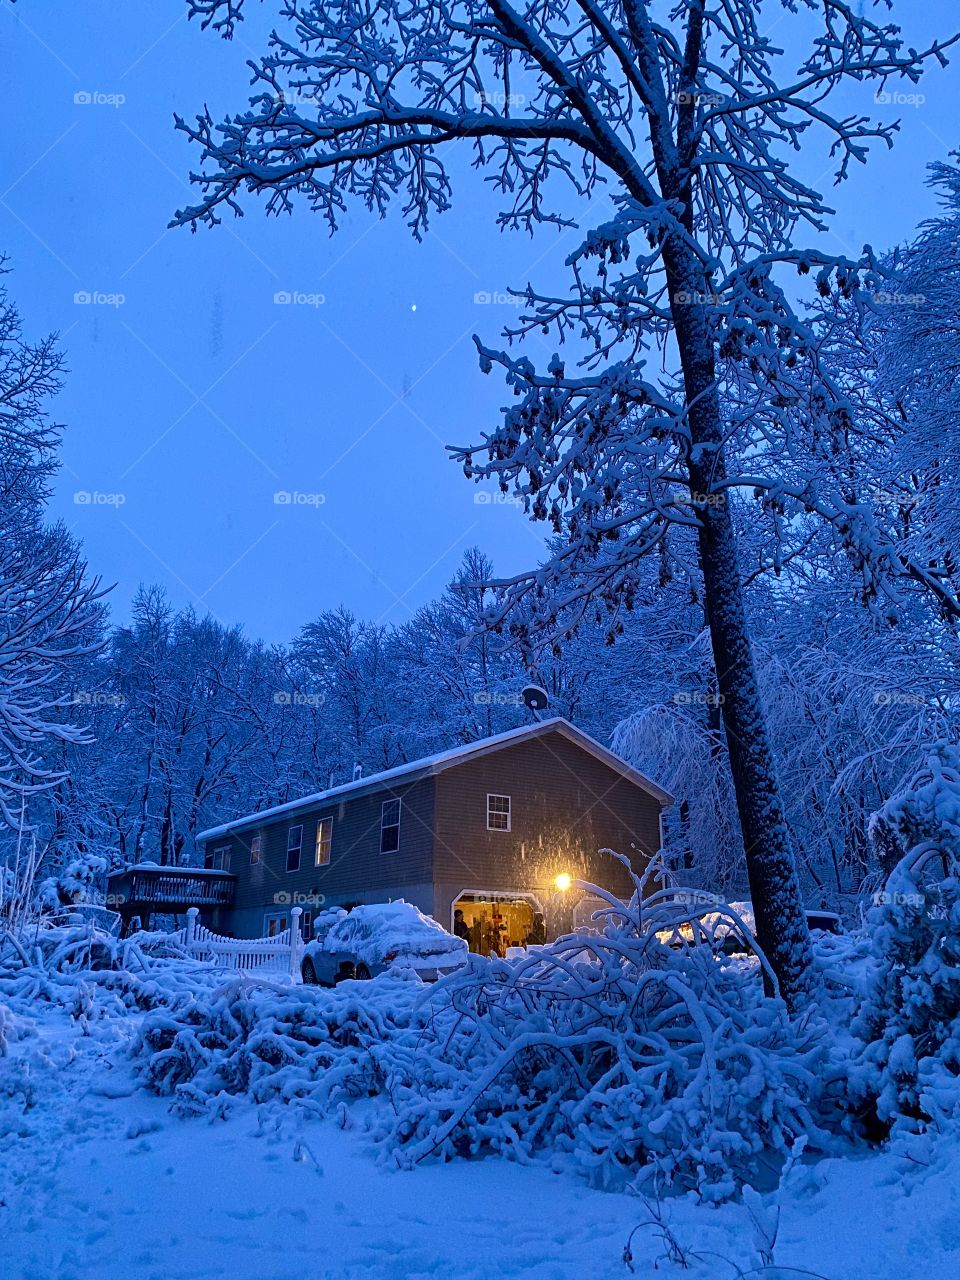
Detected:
left=554, top=873, right=572, bottom=892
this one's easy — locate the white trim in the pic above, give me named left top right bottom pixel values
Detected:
left=486, top=793, right=512, bottom=832
left=314, top=816, right=333, bottom=867
left=379, top=797, right=401, bottom=854
left=263, top=909, right=289, bottom=937
left=286, top=823, right=303, bottom=873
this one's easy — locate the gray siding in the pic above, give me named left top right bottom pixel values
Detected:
left=211, top=777, right=436, bottom=937
left=199, top=725, right=667, bottom=940
left=432, top=733, right=663, bottom=932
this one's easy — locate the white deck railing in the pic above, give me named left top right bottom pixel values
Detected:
left=179, top=906, right=304, bottom=980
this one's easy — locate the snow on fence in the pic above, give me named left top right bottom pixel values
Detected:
left=178, top=906, right=304, bottom=980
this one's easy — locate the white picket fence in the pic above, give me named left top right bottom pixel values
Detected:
left=177, top=906, right=305, bottom=980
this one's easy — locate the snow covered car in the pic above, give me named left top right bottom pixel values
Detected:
left=299, top=900, right=468, bottom=985
left=658, top=899, right=842, bottom=956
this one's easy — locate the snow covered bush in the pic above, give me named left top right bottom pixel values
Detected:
left=849, top=742, right=960, bottom=1140
left=35, top=849, right=108, bottom=910
left=0, top=921, right=218, bottom=1018
left=382, top=864, right=828, bottom=1201
left=132, top=973, right=420, bottom=1119
left=126, top=860, right=828, bottom=1199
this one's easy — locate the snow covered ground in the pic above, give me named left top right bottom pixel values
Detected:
left=3, top=998, right=960, bottom=1280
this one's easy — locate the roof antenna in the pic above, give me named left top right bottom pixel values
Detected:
left=521, top=684, right=549, bottom=722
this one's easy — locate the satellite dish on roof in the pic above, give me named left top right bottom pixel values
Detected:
left=522, top=685, right=549, bottom=719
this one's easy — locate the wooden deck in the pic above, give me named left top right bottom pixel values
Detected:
left=107, top=865, right=237, bottom=927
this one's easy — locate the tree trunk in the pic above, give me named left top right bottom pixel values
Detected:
left=667, top=243, right=816, bottom=1009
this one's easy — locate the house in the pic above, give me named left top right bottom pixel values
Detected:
left=187, top=716, right=672, bottom=951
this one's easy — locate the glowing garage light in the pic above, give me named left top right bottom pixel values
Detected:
left=554, top=873, right=572, bottom=892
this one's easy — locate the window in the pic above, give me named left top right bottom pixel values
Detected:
left=250, top=835, right=262, bottom=866
left=301, top=911, right=312, bottom=942
left=315, top=817, right=333, bottom=867
left=264, top=912, right=287, bottom=937
left=487, top=794, right=511, bottom=832
left=206, top=844, right=232, bottom=870
left=286, top=824, right=303, bottom=873
left=380, top=798, right=401, bottom=853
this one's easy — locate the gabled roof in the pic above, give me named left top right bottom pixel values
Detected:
left=195, top=716, right=674, bottom=844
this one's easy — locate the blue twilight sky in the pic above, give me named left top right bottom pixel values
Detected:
left=0, top=0, right=957, bottom=645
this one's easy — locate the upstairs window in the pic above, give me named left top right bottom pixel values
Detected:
left=380, top=798, right=401, bottom=853
left=207, top=845, right=232, bottom=870
left=250, top=835, right=262, bottom=866
left=315, top=816, right=333, bottom=866
left=286, top=824, right=303, bottom=873
left=487, top=794, right=512, bottom=832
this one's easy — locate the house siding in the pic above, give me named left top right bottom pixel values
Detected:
left=197, top=723, right=668, bottom=941
left=431, top=733, right=663, bottom=931
left=211, top=777, right=436, bottom=938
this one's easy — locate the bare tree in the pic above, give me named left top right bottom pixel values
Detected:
left=0, top=269, right=103, bottom=835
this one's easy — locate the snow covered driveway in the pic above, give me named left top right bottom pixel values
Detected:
left=2, top=1006, right=960, bottom=1280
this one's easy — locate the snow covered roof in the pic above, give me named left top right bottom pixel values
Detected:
left=196, top=716, right=674, bottom=843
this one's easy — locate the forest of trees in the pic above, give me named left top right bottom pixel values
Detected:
left=0, top=157, right=956, bottom=916
left=0, top=0, right=956, bottom=1002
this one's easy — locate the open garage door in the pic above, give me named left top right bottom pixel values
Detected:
left=452, top=892, right=542, bottom=957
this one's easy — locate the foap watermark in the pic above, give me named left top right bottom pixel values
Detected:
left=274, top=890, right=326, bottom=907
left=874, top=90, right=926, bottom=108
left=874, top=489, right=923, bottom=511
left=872, top=290, right=926, bottom=308
left=872, top=890, right=925, bottom=908
left=74, top=290, right=125, bottom=308
left=873, top=690, right=926, bottom=707
left=676, top=90, right=729, bottom=107
left=672, top=889, right=725, bottom=907
left=474, top=690, right=524, bottom=707
left=74, top=490, right=126, bottom=507
left=274, top=490, right=326, bottom=507
left=269, top=90, right=320, bottom=111
left=669, top=491, right=726, bottom=508
left=473, top=89, right=526, bottom=109
left=73, top=690, right=125, bottom=708
left=473, top=290, right=524, bottom=306
left=273, top=690, right=325, bottom=707
left=673, top=690, right=725, bottom=706
left=274, top=290, right=326, bottom=307
left=474, top=490, right=524, bottom=508
left=673, top=289, right=724, bottom=307
left=74, top=89, right=126, bottom=108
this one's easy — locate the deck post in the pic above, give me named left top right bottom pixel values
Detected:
left=186, top=906, right=199, bottom=953
left=290, top=907, right=302, bottom=981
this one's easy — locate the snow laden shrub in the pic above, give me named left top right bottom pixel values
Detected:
left=850, top=742, right=960, bottom=1140
left=383, top=861, right=828, bottom=1202
left=132, top=974, right=421, bottom=1119
left=0, top=923, right=216, bottom=1016
left=36, top=850, right=108, bottom=910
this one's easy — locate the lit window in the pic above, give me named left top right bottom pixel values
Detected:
left=380, top=799, right=401, bottom=853
left=315, top=817, right=333, bottom=867
left=250, top=835, right=262, bottom=866
left=487, top=794, right=511, bottom=832
left=286, top=824, right=303, bottom=873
